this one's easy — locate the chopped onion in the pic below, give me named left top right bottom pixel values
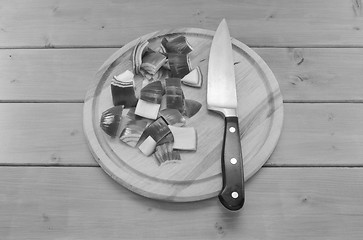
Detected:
left=153, top=142, right=181, bottom=165
left=161, top=36, right=193, bottom=54
left=141, top=52, right=167, bottom=75
left=132, top=40, right=149, bottom=74
left=157, top=132, right=174, bottom=146
left=119, top=119, right=149, bottom=147
left=140, top=81, right=164, bottom=104
left=168, top=53, right=191, bottom=78
left=159, top=108, right=186, bottom=126
left=181, top=66, right=203, bottom=88
left=134, top=99, right=161, bottom=120
left=164, top=78, right=185, bottom=113
left=169, top=126, right=197, bottom=151
left=111, top=70, right=137, bottom=108
left=137, top=117, right=171, bottom=146
left=100, top=105, right=124, bottom=137
left=184, top=99, right=202, bottom=118
left=138, top=135, right=157, bottom=156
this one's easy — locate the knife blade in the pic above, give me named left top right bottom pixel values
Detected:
left=207, top=19, right=245, bottom=211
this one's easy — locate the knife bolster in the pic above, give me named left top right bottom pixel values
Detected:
left=208, top=107, right=237, bottom=117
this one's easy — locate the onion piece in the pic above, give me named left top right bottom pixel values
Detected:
left=137, top=117, right=171, bottom=146
left=141, top=52, right=167, bottom=75
left=161, top=36, right=193, bottom=54
left=157, top=132, right=174, bottom=146
left=138, top=136, right=157, bottom=156
left=111, top=70, right=138, bottom=108
left=134, top=99, right=161, bottom=120
left=184, top=99, right=202, bottom=118
left=181, top=66, right=203, bottom=88
left=159, top=108, right=186, bottom=126
left=119, top=119, right=149, bottom=147
left=166, top=95, right=184, bottom=113
left=132, top=40, right=149, bottom=74
left=100, top=105, right=124, bottom=137
left=164, top=78, right=185, bottom=113
left=169, top=126, right=197, bottom=151
left=168, top=53, right=191, bottom=78
left=140, top=81, right=164, bottom=104
left=153, top=142, right=181, bottom=165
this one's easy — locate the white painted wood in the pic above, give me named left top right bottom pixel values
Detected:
left=1, top=103, right=362, bottom=167
left=0, top=0, right=363, bottom=47
left=0, top=103, right=94, bottom=165
left=2, top=48, right=363, bottom=101
left=0, top=167, right=362, bottom=240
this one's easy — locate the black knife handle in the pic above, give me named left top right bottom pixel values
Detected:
left=218, top=116, right=245, bottom=211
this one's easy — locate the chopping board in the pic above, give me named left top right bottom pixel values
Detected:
left=83, top=28, right=283, bottom=202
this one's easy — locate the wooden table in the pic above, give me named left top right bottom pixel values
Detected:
left=1, top=1, right=363, bottom=239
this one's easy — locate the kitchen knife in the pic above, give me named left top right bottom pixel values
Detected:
left=207, top=19, right=245, bottom=211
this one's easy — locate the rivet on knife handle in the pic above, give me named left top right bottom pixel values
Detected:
left=218, top=116, right=245, bottom=211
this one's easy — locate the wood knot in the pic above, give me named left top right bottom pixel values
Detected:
left=70, top=129, right=79, bottom=136
left=215, top=222, right=225, bottom=236
left=292, top=48, right=304, bottom=65
left=193, top=10, right=206, bottom=24
left=50, top=153, right=61, bottom=163
left=42, top=213, right=50, bottom=222
left=265, top=13, right=275, bottom=20
left=295, top=74, right=309, bottom=82
left=328, top=112, right=335, bottom=121
left=352, top=0, right=362, bottom=16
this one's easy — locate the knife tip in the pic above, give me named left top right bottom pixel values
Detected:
left=219, top=18, right=228, bottom=29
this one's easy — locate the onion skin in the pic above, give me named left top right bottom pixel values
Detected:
left=111, top=72, right=138, bottom=108
left=184, top=99, right=202, bottom=118
left=159, top=108, right=186, bottom=127
left=164, top=78, right=185, bottom=113
left=161, top=36, right=193, bottom=54
left=153, top=142, right=181, bottom=165
left=132, top=40, right=149, bottom=74
left=167, top=53, right=191, bottom=78
left=141, top=52, right=167, bottom=75
left=140, top=81, right=164, bottom=104
left=100, top=105, right=124, bottom=138
left=137, top=117, right=171, bottom=147
left=119, top=119, right=149, bottom=147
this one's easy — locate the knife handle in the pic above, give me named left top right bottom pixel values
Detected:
left=218, top=116, right=245, bottom=211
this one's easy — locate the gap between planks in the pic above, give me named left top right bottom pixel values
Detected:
left=3, top=45, right=363, bottom=50
left=2, top=100, right=363, bottom=104
left=1, top=164, right=363, bottom=168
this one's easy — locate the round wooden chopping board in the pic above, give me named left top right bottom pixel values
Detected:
left=83, top=28, right=283, bottom=202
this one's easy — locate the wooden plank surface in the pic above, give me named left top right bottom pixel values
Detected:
left=0, top=48, right=115, bottom=102
left=1, top=103, right=362, bottom=166
left=1, top=0, right=362, bottom=238
left=0, top=167, right=362, bottom=240
left=1, top=0, right=363, bottom=48
left=2, top=48, right=363, bottom=102
left=0, top=103, right=94, bottom=166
